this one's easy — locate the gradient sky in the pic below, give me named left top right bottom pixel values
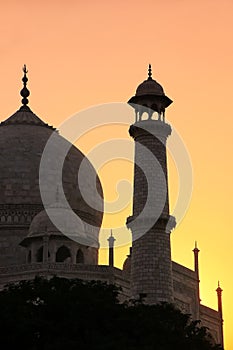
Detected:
left=1, top=0, right=233, bottom=348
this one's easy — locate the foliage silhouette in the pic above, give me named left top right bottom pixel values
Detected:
left=0, top=276, right=223, bottom=350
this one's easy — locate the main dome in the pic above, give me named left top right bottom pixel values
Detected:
left=0, top=107, right=103, bottom=228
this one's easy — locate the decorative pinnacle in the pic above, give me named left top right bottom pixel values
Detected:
left=216, top=281, right=223, bottom=292
left=193, top=241, right=200, bottom=252
left=108, top=229, right=116, bottom=242
left=20, top=64, right=30, bottom=106
left=148, top=64, right=152, bottom=79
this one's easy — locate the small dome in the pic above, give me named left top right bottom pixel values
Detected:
left=136, top=78, right=165, bottom=96
left=28, top=205, right=90, bottom=241
left=29, top=208, right=78, bottom=236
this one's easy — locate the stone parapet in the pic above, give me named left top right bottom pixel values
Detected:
left=0, top=263, right=130, bottom=300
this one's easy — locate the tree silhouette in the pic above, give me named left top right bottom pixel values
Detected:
left=0, top=277, right=223, bottom=350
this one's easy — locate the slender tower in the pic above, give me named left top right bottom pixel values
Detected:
left=193, top=241, right=200, bottom=318
left=216, top=281, right=224, bottom=348
left=108, top=230, right=115, bottom=267
left=127, top=65, right=176, bottom=304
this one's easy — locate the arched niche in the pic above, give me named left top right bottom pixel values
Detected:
left=36, top=246, right=43, bottom=262
left=76, top=249, right=84, bottom=264
left=56, top=245, right=71, bottom=263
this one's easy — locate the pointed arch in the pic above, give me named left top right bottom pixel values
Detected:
left=76, top=249, right=84, bottom=264
left=36, top=246, right=43, bottom=262
left=56, top=245, right=71, bottom=263
left=27, top=250, right=31, bottom=263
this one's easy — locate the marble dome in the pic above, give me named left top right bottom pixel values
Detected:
left=0, top=105, right=103, bottom=228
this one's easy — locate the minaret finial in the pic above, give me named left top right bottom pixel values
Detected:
left=193, top=241, right=199, bottom=252
left=217, top=280, right=222, bottom=291
left=148, top=64, right=152, bottom=79
left=20, top=64, right=30, bottom=107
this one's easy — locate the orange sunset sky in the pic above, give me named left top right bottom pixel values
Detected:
left=1, top=0, right=233, bottom=348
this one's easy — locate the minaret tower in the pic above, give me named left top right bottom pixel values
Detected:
left=216, top=281, right=224, bottom=348
left=193, top=241, right=200, bottom=318
left=107, top=230, right=115, bottom=267
left=127, top=65, right=176, bottom=304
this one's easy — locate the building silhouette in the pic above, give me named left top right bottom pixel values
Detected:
left=0, top=65, right=223, bottom=347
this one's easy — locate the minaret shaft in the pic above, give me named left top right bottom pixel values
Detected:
left=127, top=121, right=175, bottom=304
left=216, top=282, right=224, bottom=348
left=108, top=230, right=115, bottom=267
left=131, top=123, right=170, bottom=217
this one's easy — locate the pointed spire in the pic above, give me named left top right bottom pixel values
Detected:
left=216, top=280, right=223, bottom=293
left=193, top=240, right=200, bottom=252
left=108, top=229, right=116, bottom=245
left=20, top=64, right=30, bottom=107
left=148, top=64, right=152, bottom=79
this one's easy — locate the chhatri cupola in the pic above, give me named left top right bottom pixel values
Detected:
left=128, top=64, right=173, bottom=122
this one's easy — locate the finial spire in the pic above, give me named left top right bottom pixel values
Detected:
left=217, top=280, right=223, bottom=291
left=20, top=64, right=30, bottom=107
left=193, top=241, right=200, bottom=252
left=148, top=64, right=152, bottom=79
left=108, top=229, right=115, bottom=244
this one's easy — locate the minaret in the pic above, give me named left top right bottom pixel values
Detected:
left=216, top=281, right=224, bottom=348
left=193, top=242, right=200, bottom=318
left=127, top=65, right=176, bottom=304
left=107, top=230, right=115, bottom=267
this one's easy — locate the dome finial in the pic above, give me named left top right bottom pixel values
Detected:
left=20, top=64, right=30, bottom=107
left=148, top=64, right=152, bottom=79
